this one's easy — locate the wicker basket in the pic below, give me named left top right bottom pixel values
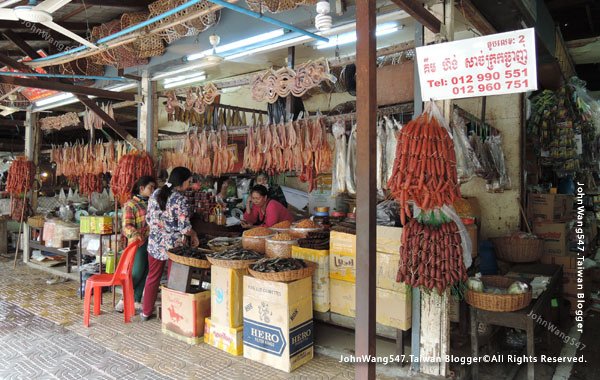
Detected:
left=242, top=234, right=274, bottom=254
left=28, top=215, right=45, bottom=228
left=167, top=251, right=211, bottom=268
left=207, top=256, right=260, bottom=269
left=207, top=237, right=242, bottom=252
left=265, top=238, right=298, bottom=258
left=490, top=236, right=544, bottom=263
left=248, top=260, right=316, bottom=282
left=121, top=11, right=165, bottom=59
left=465, top=276, right=532, bottom=312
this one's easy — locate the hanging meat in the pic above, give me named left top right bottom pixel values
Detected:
left=110, top=151, right=154, bottom=204
left=345, top=124, right=357, bottom=195
left=6, top=157, right=35, bottom=195
left=376, top=120, right=386, bottom=195
left=331, top=120, right=347, bottom=195
left=384, top=116, right=399, bottom=185
left=387, top=104, right=461, bottom=224
left=79, top=173, right=103, bottom=196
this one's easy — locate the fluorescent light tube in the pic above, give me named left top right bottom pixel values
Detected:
left=186, top=29, right=285, bottom=61
left=34, top=92, right=75, bottom=106
left=163, top=75, right=207, bottom=89
left=225, top=35, right=312, bottom=61
left=316, top=23, right=400, bottom=49
left=106, top=83, right=138, bottom=92
left=34, top=82, right=137, bottom=109
left=163, top=72, right=206, bottom=85
left=152, top=61, right=219, bottom=81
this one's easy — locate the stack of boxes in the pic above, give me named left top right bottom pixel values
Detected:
left=79, top=216, right=113, bottom=234
left=242, top=275, right=314, bottom=372
left=204, top=265, right=245, bottom=355
left=291, top=245, right=330, bottom=313
left=161, top=286, right=211, bottom=344
left=329, top=226, right=411, bottom=331
left=528, top=193, right=592, bottom=315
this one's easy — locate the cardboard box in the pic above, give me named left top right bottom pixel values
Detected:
left=79, top=216, right=92, bottom=234
left=540, top=253, right=578, bottom=270
left=211, top=265, right=246, bottom=328
left=466, top=224, right=478, bottom=258
left=533, top=222, right=568, bottom=255
left=329, top=279, right=412, bottom=331
left=243, top=276, right=314, bottom=373
left=563, top=269, right=590, bottom=298
left=330, top=228, right=403, bottom=283
left=92, top=216, right=113, bottom=234
left=291, top=246, right=330, bottom=312
left=204, top=317, right=244, bottom=356
left=528, top=194, right=574, bottom=221
left=376, top=252, right=403, bottom=292
left=161, top=286, right=210, bottom=339
left=375, top=226, right=402, bottom=255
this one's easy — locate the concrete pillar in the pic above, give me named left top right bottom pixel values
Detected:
left=139, top=71, right=158, bottom=157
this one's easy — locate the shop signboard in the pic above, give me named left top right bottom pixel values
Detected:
left=416, top=28, right=537, bottom=100
left=0, top=50, right=59, bottom=102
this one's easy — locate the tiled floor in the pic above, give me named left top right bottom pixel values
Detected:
left=0, top=258, right=408, bottom=380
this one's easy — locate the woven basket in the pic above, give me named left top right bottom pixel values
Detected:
left=490, top=236, right=544, bottom=263
left=207, top=256, right=259, bottom=269
left=167, top=251, right=211, bottom=268
left=28, top=215, right=45, bottom=228
left=248, top=260, right=316, bottom=282
left=465, top=276, right=532, bottom=312
left=149, top=0, right=183, bottom=44
left=124, top=11, right=166, bottom=58
left=207, top=237, right=242, bottom=252
left=76, top=57, right=104, bottom=77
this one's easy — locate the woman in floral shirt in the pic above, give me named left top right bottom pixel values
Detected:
left=141, top=167, right=199, bottom=320
left=117, top=175, right=156, bottom=313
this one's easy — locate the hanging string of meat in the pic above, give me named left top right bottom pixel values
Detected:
left=242, top=117, right=332, bottom=191
left=160, top=127, right=236, bottom=177
left=79, top=173, right=103, bottom=196
left=331, top=120, right=347, bottom=195
left=51, top=141, right=128, bottom=179
left=6, top=157, right=35, bottom=195
left=387, top=107, right=461, bottom=225
left=110, top=151, right=154, bottom=204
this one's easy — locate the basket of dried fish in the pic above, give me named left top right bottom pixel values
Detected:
left=248, top=258, right=316, bottom=282
left=168, top=246, right=211, bottom=268
left=207, top=237, right=242, bottom=252
left=207, top=248, right=264, bottom=269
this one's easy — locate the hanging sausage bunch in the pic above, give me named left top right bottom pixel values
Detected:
left=6, top=157, right=35, bottom=195
left=110, top=151, right=154, bottom=204
left=79, top=173, right=104, bottom=196
left=396, top=218, right=468, bottom=295
left=388, top=103, right=467, bottom=294
left=387, top=109, right=461, bottom=225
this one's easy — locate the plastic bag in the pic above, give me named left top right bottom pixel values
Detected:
left=91, top=190, right=112, bottom=214
left=345, top=124, right=357, bottom=195
left=331, top=120, right=347, bottom=195
left=470, top=134, right=497, bottom=180
left=485, top=135, right=511, bottom=191
left=376, top=200, right=400, bottom=226
left=452, top=110, right=482, bottom=183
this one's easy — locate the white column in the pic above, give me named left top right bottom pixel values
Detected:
left=139, top=71, right=158, bottom=157
left=22, top=109, right=38, bottom=263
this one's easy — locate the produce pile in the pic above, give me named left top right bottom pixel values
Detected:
left=270, top=233, right=296, bottom=241
left=243, top=227, right=274, bottom=237
left=294, top=219, right=318, bottom=229
left=396, top=218, right=468, bottom=294
left=78, top=174, right=103, bottom=196
left=298, top=231, right=330, bottom=250
left=209, top=248, right=263, bottom=261
left=6, top=157, right=35, bottom=195
left=243, top=118, right=332, bottom=191
left=467, top=277, right=528, bottom=295
left=161, top=127, right=236, bottom=177
left=169, top=246, right=209, bottom=260
left=110, top=151, right=154, bottom=204
left=251, top=258, right=308, bottom=273
left=271, top=220, right=292, bottom=229
left=387, top=107, right=461, bottom=225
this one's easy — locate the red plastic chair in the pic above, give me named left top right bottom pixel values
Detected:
left=83, top=241, right=140, bottom=327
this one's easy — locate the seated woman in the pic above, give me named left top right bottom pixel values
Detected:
left=255, top=173, right=287, bottom=208
left=241, top=185, right=293, bottom=228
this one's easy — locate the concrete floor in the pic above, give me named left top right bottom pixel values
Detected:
left=2, top=255, right=596, bottom=380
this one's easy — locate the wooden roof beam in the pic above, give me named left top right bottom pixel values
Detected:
left=2, top=31, right=42, bottom=59
left=456, top=0, right=496, bottom=35
left=0, top=52, right=35, bottom=73
left=390, top=0, right=441, bottom=34
left=0, top=76, right=136, bottom=101
left=0, top=21, right=97, bottom=30
left=76, top=95, right=141, bottom=149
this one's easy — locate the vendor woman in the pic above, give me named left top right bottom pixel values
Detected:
left=241, top=185, right=293, bottom=228
left=142, top=167, right=199, bottom=321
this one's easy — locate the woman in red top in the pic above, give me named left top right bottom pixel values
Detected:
left=241, top=185, right=293, bottom=228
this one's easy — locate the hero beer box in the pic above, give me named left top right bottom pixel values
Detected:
left=242, top=276, right=314, bottom=372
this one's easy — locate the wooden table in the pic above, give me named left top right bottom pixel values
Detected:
left=470, top=264, right=563, bottom=380
left=28, top=226, right=78, bottom=273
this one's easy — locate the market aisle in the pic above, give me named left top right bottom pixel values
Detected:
left=0, top=257, right=361, bottom=380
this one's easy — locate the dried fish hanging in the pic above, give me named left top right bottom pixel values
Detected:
left=51, top=141, right=129, bottom=178
left=39, top=112, right=80, bottom=131
left=164, top=83, right=221, bottom=122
